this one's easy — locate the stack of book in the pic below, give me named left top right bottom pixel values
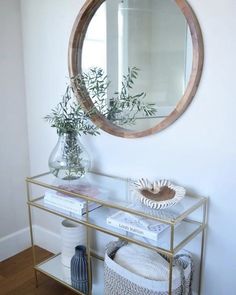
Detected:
left=106, top=210, right=170, bottom=242
left=44, top=186, right=101, bottom=218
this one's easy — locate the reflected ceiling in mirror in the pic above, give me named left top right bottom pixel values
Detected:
left=69, top=0, right=203, bottom=138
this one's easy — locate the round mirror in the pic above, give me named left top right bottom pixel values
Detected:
left=69, top=0, right=203, bottom=138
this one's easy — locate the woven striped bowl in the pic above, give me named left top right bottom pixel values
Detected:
left=133, top=179, right=186, bottom=210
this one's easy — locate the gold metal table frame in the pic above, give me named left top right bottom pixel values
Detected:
left=26, top=171, right=208, bottom=295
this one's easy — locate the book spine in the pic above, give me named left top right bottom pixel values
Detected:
left=44, top=197, right=83, bottom=212
left=44, top=201, right=101, bottom=217
left=44, top=195, right=101, bottom=214
left=106, top=217, right=158, bottom=241
left=44, top=199, right=84, bottom=215
left=45, top=190, right=85, bottom=203
left=44, top=192, right=84, bottom=209
left=45, top=191, right=85, bottom=205
left=44, top=203, right=83, bottom=217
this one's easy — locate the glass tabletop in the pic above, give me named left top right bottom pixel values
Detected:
left=27, top=171, right=206, bottom=224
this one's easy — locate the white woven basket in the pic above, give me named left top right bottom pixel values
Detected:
left=104, top=241, right=193, bottom=295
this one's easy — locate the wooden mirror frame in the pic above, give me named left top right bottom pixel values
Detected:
left=68, top=0, right=204, bottom=138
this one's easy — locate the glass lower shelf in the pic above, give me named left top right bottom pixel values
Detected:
left=36, top=253, right=104, bottom=295
left=89, top=206, right=203, bottom=253
left=29, top=198, right=204, bottom=255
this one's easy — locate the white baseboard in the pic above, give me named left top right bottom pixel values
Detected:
left=0, top=227, right=31, bottom=261
left=0, top=225, right=60, bottom=261
left=33, top=225, right=60, bottom=254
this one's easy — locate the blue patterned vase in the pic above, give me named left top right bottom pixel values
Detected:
left=71, top=245, right=89, bottom=294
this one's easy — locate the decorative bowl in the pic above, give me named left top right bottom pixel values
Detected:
left=133, top=179, right=186, bottom=210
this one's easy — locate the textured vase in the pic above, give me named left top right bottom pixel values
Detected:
left=61, top=219, right=86, bottom=268
left=49, top=132, right=91, bottom=180
left=71, top=245, right=89, bottom=294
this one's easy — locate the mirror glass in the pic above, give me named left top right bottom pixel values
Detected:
left=80, top=0, right=193, bottom=132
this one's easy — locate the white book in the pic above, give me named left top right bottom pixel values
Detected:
left=107, top=211, right=169, bottom=241
left=44, top=202, right=84, bottom=217
left=44, top=191, right=85, bottom=211
left=44, top=190, right=101, bottom=215
left=44, top=201, right=100, bottom=217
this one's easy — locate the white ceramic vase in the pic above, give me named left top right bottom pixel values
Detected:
left=61, top=219, right=86, bottom=267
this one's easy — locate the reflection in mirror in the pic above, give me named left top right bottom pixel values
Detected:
left=73, top=67, right=157, bottom=127
left=81, top=0, right=193, bottom=132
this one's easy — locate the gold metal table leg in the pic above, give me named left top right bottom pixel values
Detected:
left=198, top=201, right=208, bottom=294
left=27, top=181, right=38, bottom=288
left=168, top=256, right=173, bottom=295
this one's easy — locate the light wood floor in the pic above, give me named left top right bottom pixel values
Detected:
left=0, top=247, right=75, bottom=295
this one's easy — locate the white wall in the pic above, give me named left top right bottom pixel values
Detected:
left=21, top=0, right=85, bottom=175
left=21, top=0, right=236, bottom=294
left=0, top=0, right=30, bottom=260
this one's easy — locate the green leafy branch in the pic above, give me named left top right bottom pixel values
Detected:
left=72, top=67, right=157, bottom=127
left=45, top=66, right=157, bottom=136
left=44, top=85, right=99, bottom=136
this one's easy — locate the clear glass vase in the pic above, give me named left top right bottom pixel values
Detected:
left=49, top=132, right=91, bottom=180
